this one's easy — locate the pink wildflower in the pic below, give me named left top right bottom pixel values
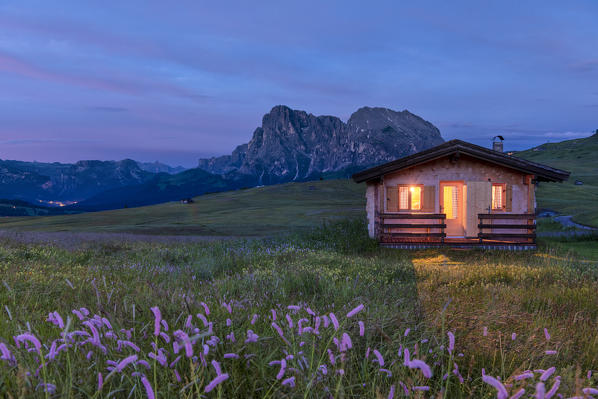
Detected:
left=140, top=374, right=155, bottom=399
left=510, top=388, right=526, bottom=399
left=204, top=373, right=229, bottom=392
left=276, top=358, right=287, bottom=379
left=173, top=330, right=193, bottom=357
left=271, top=322, right=290, bottom=345
left=245, top=330, right=259, bottom=343
left=196, top=313, right=208, bottom=327
left=150, top=307, right=161, bottom=336
left=282, top=376, right=295, bottom=387
left=341, top=333, right=352, bottom=351
left=535, top=382, right=546, bottom=399
left=15, top=333, right=41, bottom=354
left=408, top=359, right=432, bottom=378
left=212, top=360, right=223, bottom=375
left=447, top=332, right=455, bottom=354
left=329, top=313, right=339, bottom=330
left=540, top=367, right=555, bottom=381
left=515, top=371, right=534, bottom=380
left=114, top=355, right=138, bottom=373
left=346, top=304, right=364, bottom=318
left=373, top=349, right=384, bottom=366
left=482, top=375, right=508, bottom=399
left=546, top=378, right=560, bottom=398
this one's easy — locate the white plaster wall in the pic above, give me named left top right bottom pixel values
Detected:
left=365, top=183, right=376, bottom=238
left=380, top=155, right=531, bottom=214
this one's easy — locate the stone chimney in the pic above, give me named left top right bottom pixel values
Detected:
left=492, top=135, right=504, bottom=152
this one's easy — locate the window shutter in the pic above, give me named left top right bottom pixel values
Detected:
left=422, top=185, right=435, bottom=212
left=387, top=186, right=398, bottom=212
left=505, top=184, right=512, bottom=212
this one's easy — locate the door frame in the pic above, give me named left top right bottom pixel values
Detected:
left=439, top=180, right=465, bottom=237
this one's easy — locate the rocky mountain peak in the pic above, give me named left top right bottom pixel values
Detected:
left=198, top=105, right=444, bottom=185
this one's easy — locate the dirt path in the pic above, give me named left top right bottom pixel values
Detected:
left=537, top=215, right=597, bottom=238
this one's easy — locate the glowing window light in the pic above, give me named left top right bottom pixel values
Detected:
left=410, top=186, right=421, bottom=210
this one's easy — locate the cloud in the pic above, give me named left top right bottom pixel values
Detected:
left=569, top=60, right=598, bottom=73
left=0, top=138, right=96, bottom=145
left=86, top=106, right=128, bottom=112
left=0, top=51, right=209, bottom=102
left=542, top=131, right=591, bottom=138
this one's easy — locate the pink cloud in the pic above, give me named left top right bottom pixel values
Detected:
left=0, top=51, right=207, bottom=101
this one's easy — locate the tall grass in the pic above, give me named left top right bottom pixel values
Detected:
left=0, top=222, right=596, bottom=397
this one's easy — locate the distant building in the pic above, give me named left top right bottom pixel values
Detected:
left=352, top=139, right=569, bottom=249
left=180, top=198, right=194, bottom=204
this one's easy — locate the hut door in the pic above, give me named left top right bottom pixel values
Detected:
left=440, top=181, right=465, bottom=237
left=465, top=181, right=492, bottom=238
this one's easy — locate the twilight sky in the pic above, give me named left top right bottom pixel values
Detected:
left=1, top=1, right=597, bottom=167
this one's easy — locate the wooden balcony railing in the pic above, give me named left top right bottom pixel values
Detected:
left=477, top=213, right=536, bottom=244
left=376, top=213, right=446, bottom=243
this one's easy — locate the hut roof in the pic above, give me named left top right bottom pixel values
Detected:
left=352, top=139, right=570, bottom=183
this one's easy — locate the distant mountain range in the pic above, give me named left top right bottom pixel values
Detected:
left=198, top=105, right=444, bottom=185
left=0, top=105, right=444, bottom=213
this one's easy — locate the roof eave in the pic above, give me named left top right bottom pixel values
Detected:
left=352, top=141, right=570, bottom=183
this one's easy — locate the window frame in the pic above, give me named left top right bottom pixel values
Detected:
left=491, top=183, right=507, bottom=211
left=397, top=184, right=424, bottom=211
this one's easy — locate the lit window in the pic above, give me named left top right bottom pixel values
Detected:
left=443, top=186, right=458, bottom=219
left=398, top=185, right=422, bottom=210
left=410, top=186, right=421, bottom=210
left=399, top=186, right=409, bottom=210
left=492, top=184, right=505, bottom=210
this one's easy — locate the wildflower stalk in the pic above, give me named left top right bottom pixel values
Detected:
left=303, top=318, right=348, bottom=398
left=153, top=334, right=158, bottom=399
left=40, top=349, right=49, bottom=399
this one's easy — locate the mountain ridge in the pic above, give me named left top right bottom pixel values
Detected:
left=0, top=159, right=187, bottom=204
left=198, top=105, right=444, bottom=185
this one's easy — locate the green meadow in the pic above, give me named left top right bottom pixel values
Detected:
left=0, top=221, right=597, bottom=397
left=0, top=180, right=365, bottom=236
left=0, top=135, right=597, bottom=397
left=515, top=132, right=598, bottom=227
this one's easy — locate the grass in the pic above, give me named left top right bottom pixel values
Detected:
left=0, top=180, right=365, bottom=236
left=0, top=132, right=596, bottom=234
left=0, top=221, right=597, bottom=397
left=515, top=132, right=598, bottom=227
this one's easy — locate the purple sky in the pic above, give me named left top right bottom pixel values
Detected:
left=1, top=1, right=597, bottom=167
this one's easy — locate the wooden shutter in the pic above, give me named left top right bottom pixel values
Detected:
left=422, top=185, right=435, bottom=212
left=505, top=184, right=512, bottom=212
left=465, top=181, right=491, bottom=237
left=387, top=186, right=398, bottom=212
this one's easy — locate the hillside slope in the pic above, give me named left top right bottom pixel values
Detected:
left=0, top=180, right=365, bottom=236
left=0, top=159, right=184, bottom=204
left=516, top=131, right=598, bottom=227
